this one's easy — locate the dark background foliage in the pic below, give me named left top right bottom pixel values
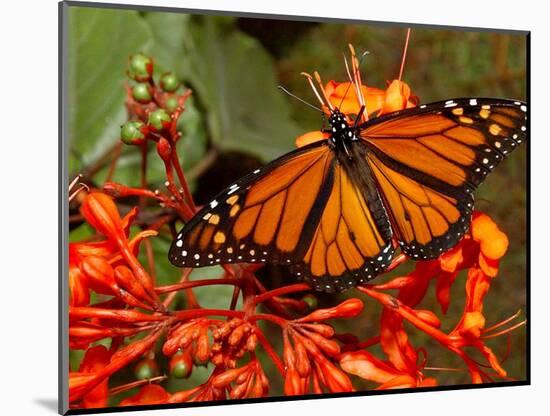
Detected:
left=68, top=6, right=527, bottom=401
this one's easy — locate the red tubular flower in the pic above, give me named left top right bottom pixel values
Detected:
left=69, top=326, right=165, bottom=403
left=120, top=385, right=170, bottom=406
left=340, top=307, right=436, bottom=389
left=280, top=299, right=361, bottom=395
left=340, top=350, right=436, bottom=389
left=210, top=318, right=258, bottom=368
left=296, top=298, right=364, bottom=322
left=70, top=192, right=161, bottom=309
left=163, top=318, right=218, bottom=365
left=211, top=360, right=269, bottom=399
left=69, top=345, right=112, bottom=407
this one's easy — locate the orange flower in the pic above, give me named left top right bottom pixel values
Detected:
left=378, top=79, right=418, bottom=115
left=323, top=80, right=386, bottom=116
left=471, top=211, right=509, bottom=277
left=294, top=77, right=417, bottom=148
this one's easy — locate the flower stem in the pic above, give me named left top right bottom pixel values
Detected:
left=254, top=284, right=311, bottom=306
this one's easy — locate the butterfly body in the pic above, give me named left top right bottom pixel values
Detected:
left=169, top=98, right=527, bottom=293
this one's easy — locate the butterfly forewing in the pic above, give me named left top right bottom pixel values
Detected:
left=360, top=98, right=527, bottom=259
left=169, top=143, right=335, bottom=268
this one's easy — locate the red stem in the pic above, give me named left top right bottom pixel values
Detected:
left=254, top=328, right=285, bottom=376
left=250, top=313, right=289, bottom=328
left=173, top=308, right=244, bottom=321
left=254, top=284, right=311, bottom=306
left=171, top=147, right=196, bottom=211
left=156, top=277, right=244, bottom=294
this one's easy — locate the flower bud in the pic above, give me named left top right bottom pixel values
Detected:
left=147, top=109, right=171, bottom=131
left=283, top=368, right=303, bottom=396
left=120, top=120, right=146, bottom=145
left=246, top=333, right=258, bottom=351
left=305, top=330, right=340, bottom=357
left=194, top=327, right=210, bottom=364
left=294, top=339, right=311, bottom=377
left=414, top=309, right=441, bottom=328
left=170, top=350, right=193, bottom=379
left=81, top=256, right=117, bottom=296
left=132, top=83, right=153, bottom=104
left=128, top=53, right=153, bottom=82
left=156, top=137, right=172, bottom=162
left=160, top=72, right=179, bottom=92
left=297, top=298, right=364, bottom=322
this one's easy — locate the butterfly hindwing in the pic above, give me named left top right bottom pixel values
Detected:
left=289, top=161, right=394, bottom=292
left=360, top=98, right=527, bottom=259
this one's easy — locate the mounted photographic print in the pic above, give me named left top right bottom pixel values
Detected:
left=59, top=1, right=529, bottom=414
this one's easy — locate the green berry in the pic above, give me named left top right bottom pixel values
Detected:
left=134, top=359, right=159, bottom=380
left=302, top=294, right=318, bottom=310
left=170, top=351, right=193, bottom=379
left=147, top=109, right=171, bottom=131
left=165, top=96, right=179, bottom=113
left=132, top=83, right=152, bottom=103
left=160, top=72, right=179, bottom=92
left=128, top=53, right=153, bottom=82
left=120, top=120, right=145, bottom=145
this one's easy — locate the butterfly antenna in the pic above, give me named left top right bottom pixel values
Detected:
left=398, top=28, right=412, bottom=81
left=278, top=85, right=323, bottom=113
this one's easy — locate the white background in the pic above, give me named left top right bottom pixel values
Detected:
left=1, top=0, right=547, bottom=415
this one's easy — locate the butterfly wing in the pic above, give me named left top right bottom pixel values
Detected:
left=169, top=141, right=395, bottom=292
left=169, top=142, right=335, bottom=268
left=360, top=98, right=527, bottom=259
left=289, top=160, right=394, bottom=292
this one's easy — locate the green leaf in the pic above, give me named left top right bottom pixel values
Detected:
left=67, top=7, right=153, bottom=173
left=143, top=12, right=192, bottom=74
left=147, top=15, right=302, bottom=161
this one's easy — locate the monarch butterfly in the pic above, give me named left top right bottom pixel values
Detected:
left=169, top=66, right=527, bottom=293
